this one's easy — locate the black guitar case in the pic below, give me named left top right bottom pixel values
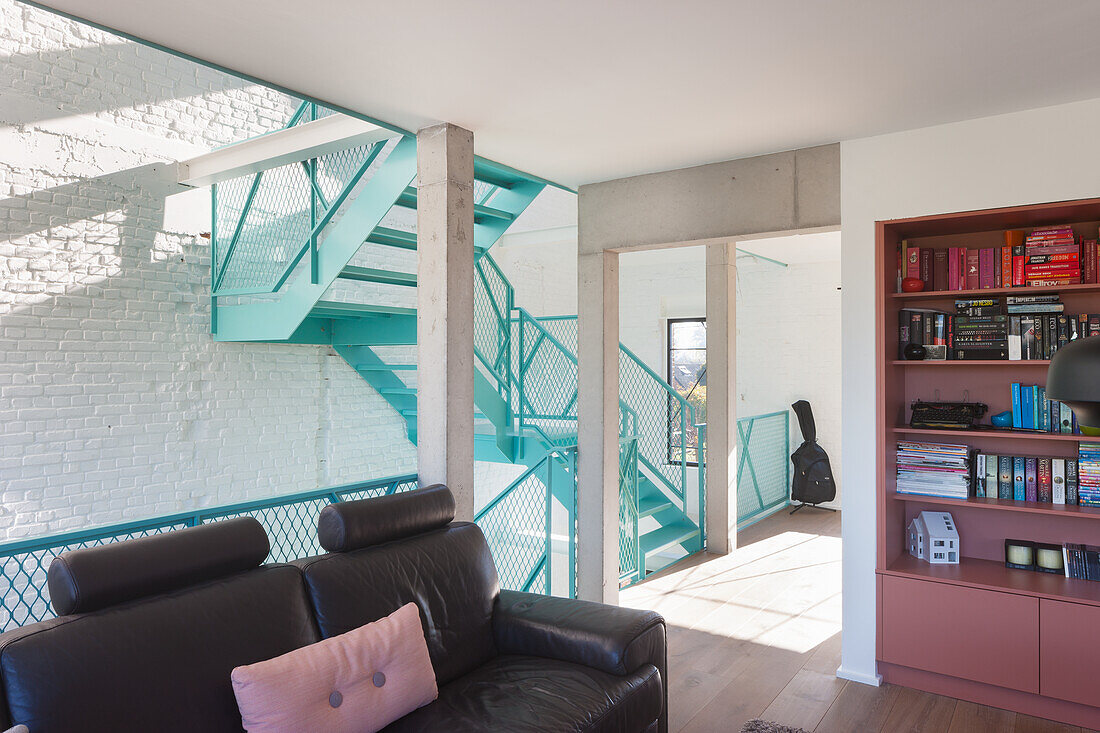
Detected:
left=790, top=400, right=837, bottom=511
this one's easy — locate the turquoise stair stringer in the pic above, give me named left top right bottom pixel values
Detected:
left=213, top=136, right=418, bottom=342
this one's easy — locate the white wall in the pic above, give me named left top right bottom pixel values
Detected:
left=493, top=228, right=844, bottom=504
left=0, top=1, right=415, bottom=539
left=840, top=96, right=1100, bottom=685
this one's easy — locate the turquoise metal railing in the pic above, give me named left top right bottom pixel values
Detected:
left=475, top=446, right=577, bottom=597
left=212, top=101, right=398, bottom=297
left=473, top=253, right=513, bottom=407
left=735, top=410, right=791, bottom=526
left=618, top=436, right=642, bottom=585
left=0, top=474, right=418, bottom=633
left=534, top=317, right=705, bottom=527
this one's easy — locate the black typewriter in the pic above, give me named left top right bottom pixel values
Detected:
left=910, top=401, right=988, bottom=430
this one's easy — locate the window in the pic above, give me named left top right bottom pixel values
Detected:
left=667, top=318, right=706, bottom=465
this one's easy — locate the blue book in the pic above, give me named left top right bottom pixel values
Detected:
left=1013, top=456, right=1026, bottom=500
left=1021, top=387, right=1034, bottom=430
left=1037, top=387, right=1047, bottom=431
left=1012, top=383, right=1022, bottom=429
left=997, top=455, right=1013, bottom=500
left=1032, top=386, right=1041, bottom=431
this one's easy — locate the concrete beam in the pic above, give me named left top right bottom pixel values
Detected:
left=576, top=249, right=621, bottom=604
left=178, top=114, right=395, bottom=187
left=705, top=242, right=736, bottom=553
left=578, top=144, right=840, bottom=254
left=415, top=123, right=476, bottom=520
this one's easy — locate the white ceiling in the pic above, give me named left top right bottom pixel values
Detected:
left=30, top=0, right=1100, bottom=188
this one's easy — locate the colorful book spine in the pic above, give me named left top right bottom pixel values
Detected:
left=1068, top=459, right=1079, bottom=505
left=1025, top=457, right=1038, bottom=502
left=998, top=455, right=1013, bottom=500
left=1013, top=456, right=1026, bottom=501
left=906, top=244, right=920, bottom=281
left=1038, top=458, right=1052, bottom=502
left=966, top=249, right=980, bottom=290
left=948, top=247, right=960, bottom=291
left=1011, top=383, right=1022, bottom=429
left=1021, top=386, right=1034, bottom=430
left=1000, top=246, right=1012, bottom=288
left=979, top=248, right=995, bottom=289
left=1012, top=245, right=1025, bottom=286
left=974, top=454, right=986, bottom=498
left=1053, top=458, right=1066, bottom=505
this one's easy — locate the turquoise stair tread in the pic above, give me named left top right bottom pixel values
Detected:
left=640, top=521, right=701, bottom=557
left=379, top=387, right=416, bottom=395
left=366, top=226, right=417, bottom=250
left=638, top=494, right=671, bottom=518
left=338, top=266, right=416, bottom=286
left=395, top=187, right=515, bottom=223
left=355, top=364, right=416, bottom=371
left=311, top=301, right=415, bottom=318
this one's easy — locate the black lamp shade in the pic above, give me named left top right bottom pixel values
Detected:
left=1047, top=335, right=1100, bottom=428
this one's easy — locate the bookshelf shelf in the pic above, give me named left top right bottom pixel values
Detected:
left=890, top=426, right=1100, bottom=444
left=876, top=197, right=1100, bottom=723
left=888, top=360, right=1050, bottom=367
left=883, top=555, right=1100, bottom=608
left=892, top=492, right=1100, bottom=519
left=891, top=282, right=1100, bottom=301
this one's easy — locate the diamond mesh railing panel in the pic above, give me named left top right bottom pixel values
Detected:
left=736, top=411, right=791, bottom=524
left=618, top=438, right=640, bottom=584
left=474, top=256, right=512, bottom=390
left=0, top=474, right=417, bottom=632
left=0, top=521, right=190, bottom=633
left=513, top=312, right=579, bottom=445
left=475, top=466, right=549, bottom=592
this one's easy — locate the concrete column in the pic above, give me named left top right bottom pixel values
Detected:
left=705, top=242, right=736, bottom=553
left=416, top=123, right=475, bottom=520
left=576, top=249, right=620, bottom=604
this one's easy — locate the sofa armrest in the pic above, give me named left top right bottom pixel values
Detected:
left=493, top=589, right=666, bottom=677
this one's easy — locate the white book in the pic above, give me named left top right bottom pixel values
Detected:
left=975, top=454, right=986, bottom=497
left=1053, top=458, right=1066, bottom=505
left=1008, top=316, right=1022, bottom=361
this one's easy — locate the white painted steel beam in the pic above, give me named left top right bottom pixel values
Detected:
left=177, top=115, right=396, bottom=187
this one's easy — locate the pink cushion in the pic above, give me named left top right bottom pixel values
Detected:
left=231, top=602, right=437, bottom=733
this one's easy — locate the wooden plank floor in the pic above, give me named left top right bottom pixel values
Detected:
left=620, top=508, right=1093, bottom=733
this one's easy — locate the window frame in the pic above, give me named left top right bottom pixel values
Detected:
left=666, top=316, right=706, bottom=467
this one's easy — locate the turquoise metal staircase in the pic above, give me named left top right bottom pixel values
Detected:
left=206, top=101, right=708, bottom=590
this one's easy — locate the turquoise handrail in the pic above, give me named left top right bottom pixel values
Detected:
left=0, top=473, right=419, bottom=632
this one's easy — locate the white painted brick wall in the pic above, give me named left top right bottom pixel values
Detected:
left=0, top=1, right=415, bottom=540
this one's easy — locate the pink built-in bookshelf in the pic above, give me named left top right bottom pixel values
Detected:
left=876, top=197, right=1100, bottom=728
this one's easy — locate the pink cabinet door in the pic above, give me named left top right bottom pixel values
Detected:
left=1040, top=599, right=1100, bottom=707
left=882, top=576, right=1039, bottom=693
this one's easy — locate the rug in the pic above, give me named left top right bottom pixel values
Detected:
left=740, top=720, right=811, bottom=733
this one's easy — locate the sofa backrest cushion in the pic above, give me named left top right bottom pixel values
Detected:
left=48, top=517, right=270, bottom=615
left=299, top=522, right=500, bottom=686
left=0, top=564, right=319, bottom=733
left=317, top=484, right=454, bottom=553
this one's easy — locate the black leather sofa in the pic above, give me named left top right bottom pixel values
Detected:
left=0, top=485, right=667, bottom=733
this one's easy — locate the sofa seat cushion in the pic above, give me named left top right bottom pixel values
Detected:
left=381, top=655, right=662, bottom=733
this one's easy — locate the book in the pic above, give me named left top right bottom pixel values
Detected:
left=896, top=442, right=972, bottom=499
left=1013, top=456, right=1026, bottom=501
left=966, top=249, right=979, bottom=290
left=920, top=248, right=933, bottom=291
left=906, top=244, right=920, bottom=281
left=975, top=454, right=986, bottom=498
left=998, top=455, right=1013, bottom=500
left=979, top=248, right=995, bottom=289
left=1053, top=458, right=1066, bottom=505
left=1008, top=316, right=1022, bottom=360
left=1025, top=457, right=1038, bottom=502
left=1038, top=457, right=1052, bottom=502
left=1011, top=383, right=1022, bottom=429
left=1037, top=386, right=1046, bottom=431
left=948, top=247, right=960, bottom=292
left=1068, top=458, right=1079, bottom=505
left=985, top=454, right=998, bottom=498
left=933, top=249, right=948, bottom=291
left=1000, top=246, right=1012, bottom=288
left=1021, top=386, right=1034, bottom=430
left=1012, top=245, right=1025, bottom=286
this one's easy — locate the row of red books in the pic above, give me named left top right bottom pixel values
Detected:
left=897, top=225, right=1100, bottom=292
